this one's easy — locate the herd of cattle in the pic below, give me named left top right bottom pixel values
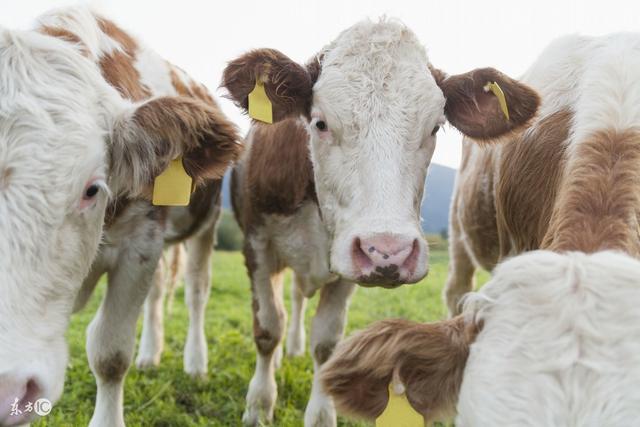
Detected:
left=1, top=5, right=640, bottom=427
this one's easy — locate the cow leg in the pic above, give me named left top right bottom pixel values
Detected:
left=87, top=245, right=162, bottom=427
left=72, top=259, right=106, bottom=313
left=304, top=280, right=355, bottom=427
left=135, top=259, right=166, bottom=369
left=243, top=249, right=286, bottom=426
left=444, top=225, right=476, bottom=317
left=286, top=272, right=308, bottom=357
left=183, top=221, right=216, bottom=377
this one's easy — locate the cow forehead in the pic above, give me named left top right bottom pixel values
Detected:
left=314, top=19, right=442, bottom=136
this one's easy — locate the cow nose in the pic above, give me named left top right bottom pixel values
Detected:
left=351, top=234, right=420, bottom=286
left=0, top=375, right=42, bottom=426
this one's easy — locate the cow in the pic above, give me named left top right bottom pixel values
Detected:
left=0, top=6, right=241, bottom=427
left=221, top=18, right=538, bottom=426
left=321, top=33, right=640, bottom=425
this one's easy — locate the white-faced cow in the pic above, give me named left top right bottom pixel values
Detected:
left=221, top=19, right=537, bottom=426
left=0, top=7, right=241, bottom=427
left=322, top=34, right=640, bottom=425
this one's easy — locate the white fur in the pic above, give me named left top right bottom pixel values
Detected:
left=308, top=19, right=442, bottom=282
left=0, top=19, right=123, bottom=425
left=456, top=250, right=640, bottom=426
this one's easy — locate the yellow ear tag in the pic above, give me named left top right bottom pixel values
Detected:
left=484, top=81, right=510, bottom=121
left=152, top=157, right=193, bottom=206
left=248, top=79, right=273, bottom=124
left=376, top=383, right=424, bottom=427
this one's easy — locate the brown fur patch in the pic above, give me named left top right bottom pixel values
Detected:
left=439, top=67, right=539, bottom=140
left=221, top=49, right=314, bottom=122
left=95, top=17, right=151, bottom=101
left=321, top=316, right=477, bottom=421
left=169, top=65, right=216, bottom=105
left=0, top=167, right=13, bottom=191
left=130, top=96, right=241, bottom=185
left=496, top=109, right=573, bottom=256
left=39, top=26, right=88, bottom=55
left=164, top=180, right=222, bottom=244
left=314, top=341, right=337, bottom=365
left=239, top=118, right=315, bottom=230
left=543, top=129, right=640, bottom=254
left=94, top=351, right=130, bottom=383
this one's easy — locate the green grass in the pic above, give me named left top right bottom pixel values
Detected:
left=34, top=249, right=489, bottom=426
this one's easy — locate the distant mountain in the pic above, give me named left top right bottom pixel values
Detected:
left=221, top=163, right=456, bottom=234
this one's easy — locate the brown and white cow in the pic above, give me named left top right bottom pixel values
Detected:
left=221, top=19, right=537, bottom=426
left=0, top=7, right=241, bottom=427
left=321, top=33, right=640, bottom=425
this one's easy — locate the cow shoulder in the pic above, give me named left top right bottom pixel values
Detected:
left=496, top=108, right=572, bottom=255
left=245, top=118, right=316, bottom=221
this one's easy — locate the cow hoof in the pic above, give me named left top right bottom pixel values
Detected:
left=286, top=334, right=305, bottom=358
left=184, top=352, right=208, bottom=378
left=243, top=377, right=277, bottom=426
left=304, top=397, right=336, bottom=427
left=135, top=353, right=160, bottom=370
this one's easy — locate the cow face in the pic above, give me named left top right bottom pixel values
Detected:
left=322, top=251, right=640, bottom=425
left=223, top=19, right=538, bottom=287
left=0, top=30, right=240, bottom=425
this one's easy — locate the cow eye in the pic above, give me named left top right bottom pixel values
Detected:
left=84, top=184, right=100, bottom=199
left=315, top=120, right=328, bottom=131
left=431, top=125, right=440, bottom=136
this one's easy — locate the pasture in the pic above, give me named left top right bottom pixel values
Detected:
left=33, top=244, right=488, bottom=426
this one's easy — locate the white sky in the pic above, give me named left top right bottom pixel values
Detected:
left=4, top=0, right=640, bottom=168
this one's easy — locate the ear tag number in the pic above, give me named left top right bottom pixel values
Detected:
left=484, top=81, right=510, bottom=121
left=376, top=383, right=424, bottom=427
left=248, top=78, right=273, bottom=124
left=152, top=156, right=193, bottom=206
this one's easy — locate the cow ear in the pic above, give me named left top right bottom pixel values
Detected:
left=221, top=48, right=315, bottom=122
left=109, top=96, right=242, bottom=198
left=433, top=67, right=540, bottom=140
left=320, top=317, right=476, bottom=421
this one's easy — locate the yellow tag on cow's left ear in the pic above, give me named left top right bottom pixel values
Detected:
left=484, top=81, right=510, bottom=121
left=152, top=157, right=193, bottom=206
left=376, top=383, right=424, bottom=427
left=248, top=79, right=273, bottom=124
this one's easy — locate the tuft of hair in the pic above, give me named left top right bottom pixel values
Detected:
left=320, top=316, right=477, bottom=422
left=221, top=48, right=314, bottom=121
left=109, top=96, right=242, bottom=198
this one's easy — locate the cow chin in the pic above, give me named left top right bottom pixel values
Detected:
left=329, top=226, right=430, bottom=287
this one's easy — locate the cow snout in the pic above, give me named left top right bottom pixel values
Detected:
left=351, top=233, right=423, bottom=286
left=0, top=375, right=42, bottom=426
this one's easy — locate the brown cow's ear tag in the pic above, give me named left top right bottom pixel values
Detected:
left=376, top=383, right=424, bottom=427
left=248, top=78, right=273, bottom=124
left=152, top=156, right=193, bottom=206
left=484, top=81, right=510, bottom=121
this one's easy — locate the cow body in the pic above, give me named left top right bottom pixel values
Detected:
left=322, top=33, right=640, bottom=425
left=0, top=7, right=241, bottom=426
left=223, top=18, right=538, bottom=427
left=445, top=33, right=640, bottom=314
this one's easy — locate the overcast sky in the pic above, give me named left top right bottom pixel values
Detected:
left=4, top=0, right=640, bottom=168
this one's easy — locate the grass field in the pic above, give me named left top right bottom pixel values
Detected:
left=33, top=248, right=489, bottom=426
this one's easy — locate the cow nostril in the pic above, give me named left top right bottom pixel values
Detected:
left=383, top=254, right=389, bottom=259
left=368, top=246, right=375, bottom=253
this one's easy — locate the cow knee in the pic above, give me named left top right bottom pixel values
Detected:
left=93, top=351, right=130, bottom=383
left=314, top=340, right=338, bottom=365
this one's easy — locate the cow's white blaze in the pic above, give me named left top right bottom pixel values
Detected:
left=307, top=20, right=444, bottom=284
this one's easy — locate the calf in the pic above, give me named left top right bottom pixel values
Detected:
left=322, top=33, right=640, bottom=424
left=222, top=18, right=537, bottom=426
left=0, top=6, right=240, bottom=427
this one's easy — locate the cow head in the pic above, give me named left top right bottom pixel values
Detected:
left=222, top=19, right=538, bottom=287
left=0, top=29, right=240, bottom=425
left=321, top=250, right=640, bottom=425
